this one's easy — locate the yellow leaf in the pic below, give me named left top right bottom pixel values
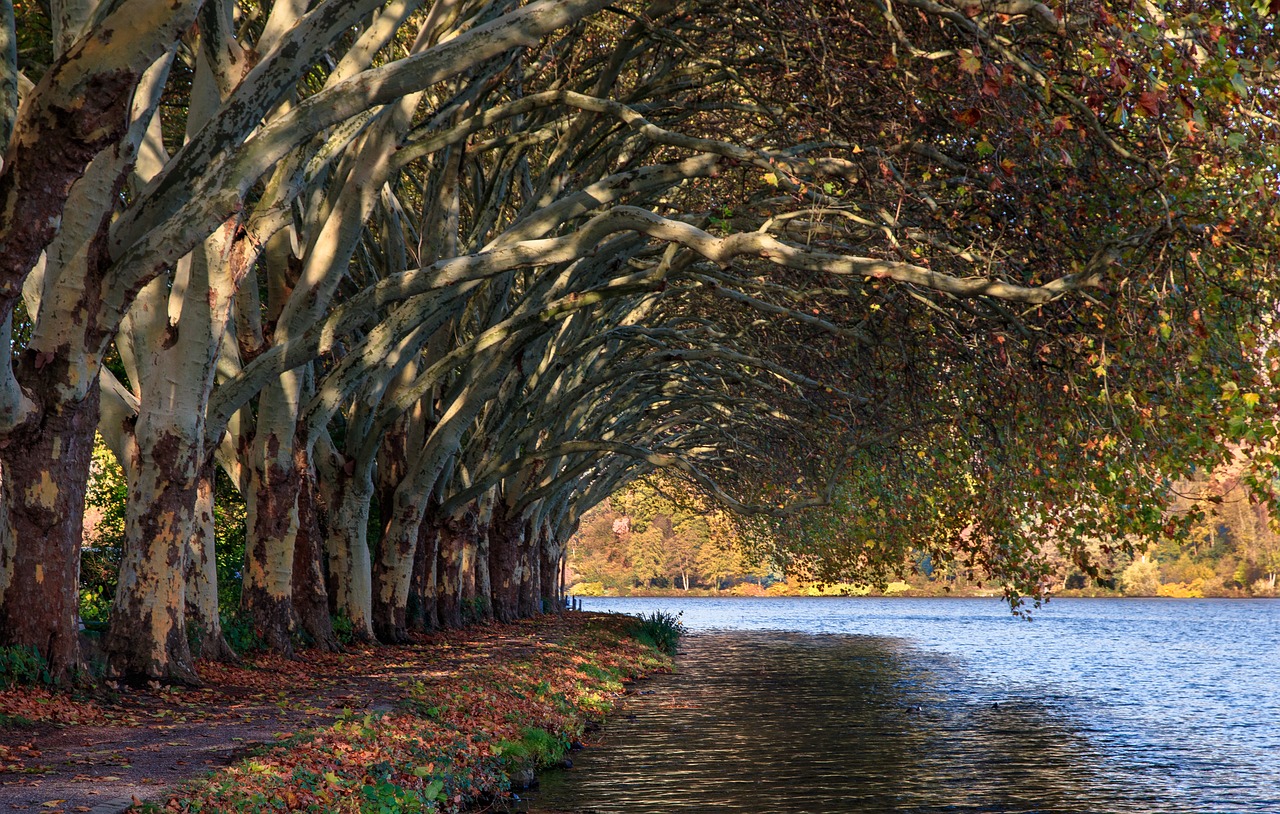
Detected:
left=762, top=172, right=778, bottom=186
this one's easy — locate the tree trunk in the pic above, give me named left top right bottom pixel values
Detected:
left=474, top=519, right=494, bottom=623
left=519, top=523, right=541, bottom=618
left=460, top=524, right=478, bottom=620
left=407, top=518, right=439, bottom=634
left=103, top=416, right=206, bottom=684
left=372, top=500, right=424, bottom=643
left=488, top=505, right=524, bottom=623
left=241, top=428, right=300, bottom=655
left=292, top=451, right=339, bottom=651
left=319, top=465, right=376, bottom=643
left=186, top=464, right=236, bottom=662
left=436, top=509, right=474, bottom=628
left=539, top=532, right=561, bottom=613
left=0, top=384, right=99, bottom=682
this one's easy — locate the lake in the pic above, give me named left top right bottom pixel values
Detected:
left=520, top=597, right=1280, bottom=813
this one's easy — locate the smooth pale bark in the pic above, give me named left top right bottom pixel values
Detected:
left=317, top=462, right=376, bottom=642
left=186, top=464, right=237, bottom=662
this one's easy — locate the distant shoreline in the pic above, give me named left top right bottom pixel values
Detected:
left=572, top=591, right=1277, bottom=601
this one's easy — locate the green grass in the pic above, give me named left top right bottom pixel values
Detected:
left=629, top=610, right=684, bottom=656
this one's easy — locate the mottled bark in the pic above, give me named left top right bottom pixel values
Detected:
left=186, top=464, right=236, bottom=662
left=0, top=380, right=98, bottom=681
left=318, top=464, right=375, bottom=642
left=488, top=504, right=524, bottom=623
left=372, top=501, right=424, bottom=642
left=436, top=509, right=474, bottom=629
left=292, top=451, right=338, bottom=651
left=474, top=519, right=494, bottom=623
left=241, top=430, right=299, bottom=655
left=104, top=422, right=201, bottom=685
left=406, top=518, right=438, bottom=634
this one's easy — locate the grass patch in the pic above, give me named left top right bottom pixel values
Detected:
left=629, top=610, right=684, bottom=656
left=148, top=613, right=672, bottom=813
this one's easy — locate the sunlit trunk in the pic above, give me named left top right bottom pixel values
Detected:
left=0, top=383, right=99, bottom=681
left=104, top=419, right=201, bottom=684
left=319, top=465, right=375, bottom=642
left=186, top=464, right=236, bottom=662
left=241, top=419, right=301, bottom=655
left=372, top=499, right=423, bottom=642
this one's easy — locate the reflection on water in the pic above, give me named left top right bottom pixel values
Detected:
left=520, top=598, right=1280, bottom=813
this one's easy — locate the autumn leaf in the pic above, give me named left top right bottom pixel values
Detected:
left=958, top=48, right=982, bottom=74
left=1136, top=91, right=1161, bottom=117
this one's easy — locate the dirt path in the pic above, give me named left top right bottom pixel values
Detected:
left=0, top=622, right=586, bottom=814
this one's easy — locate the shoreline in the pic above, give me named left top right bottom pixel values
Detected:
left=574, top=591, right=1278, bottom=601
left=0, top=613, right=670, bottom=813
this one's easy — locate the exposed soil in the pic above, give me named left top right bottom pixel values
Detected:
left=0, top=616, right=606, bottom=813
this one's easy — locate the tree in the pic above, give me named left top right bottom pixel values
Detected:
left=2, top=0, right=1277, bottom=683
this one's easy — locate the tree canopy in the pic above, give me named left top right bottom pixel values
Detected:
left=0, top=0, right=1277, bottom=681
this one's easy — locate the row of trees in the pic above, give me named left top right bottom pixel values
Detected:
left=1, top=0, right=1278, bottom=683
left=567, top=480, right=767, bottom=592
left=569, top=468, right=1280, bottom=597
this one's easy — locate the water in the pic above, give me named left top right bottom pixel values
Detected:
left=521, top=597, right=1280, bottom=813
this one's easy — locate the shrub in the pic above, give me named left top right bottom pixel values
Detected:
left=0, top=645, right=52, bottom=688
left=1120, top=556, right=1161, bottom=596
left=630, top=610, right=683, bottom=656
left=569, top=582, right=605, bottom=597
left=1157, top=580, right=1205, bottom=598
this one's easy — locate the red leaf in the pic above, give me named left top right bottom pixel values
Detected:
left=1136, top=91, right=1160, bottom=117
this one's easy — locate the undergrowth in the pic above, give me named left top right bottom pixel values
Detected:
left=142, top=613, right=672, bottom=813
left=630, top=610, right=684, bottom=656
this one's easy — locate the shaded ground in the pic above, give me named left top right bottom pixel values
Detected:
left=0, top=615, right=625, bottom=813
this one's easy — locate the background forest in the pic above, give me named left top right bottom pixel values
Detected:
left=565, top=473, right=1280, bottom=598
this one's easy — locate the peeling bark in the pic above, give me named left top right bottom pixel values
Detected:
left=488, top=503, right=524, bottom=623
left=372, top=502, right=424, bottom=643
left=186, top=464, right=236, bottom=663
left=292, top=449, right=338, bottom=651
left=435, top=507, right=475, bottom=628
left=406, top=517, right=438, bottom=634
left=0, top=378, right=98, bottom=681
left=104, top=424, right=201, bottom=685
left=241, top=432, right=300, bottom=655
left=318, top=463, right=375, bottom=642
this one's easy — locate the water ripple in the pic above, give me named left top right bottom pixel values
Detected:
left=522, top=598, right=1280, bottom=814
